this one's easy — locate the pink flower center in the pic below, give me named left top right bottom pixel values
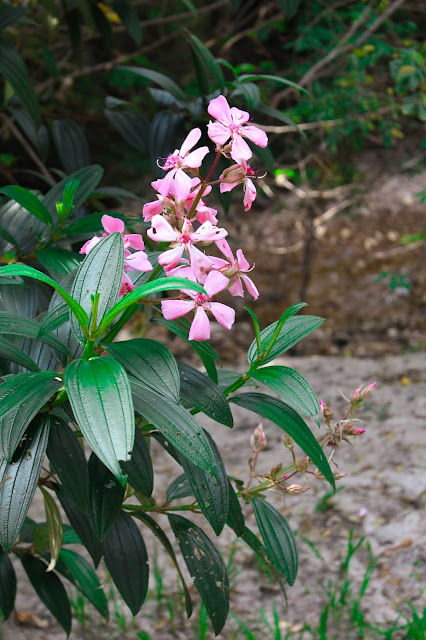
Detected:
left=246, top=165, right=255, bottom=177
left=164, top=154, right=182, bottom=169
left=195, top=293, right=210, bottom=308
left=229, top=123, right=242, bottom=136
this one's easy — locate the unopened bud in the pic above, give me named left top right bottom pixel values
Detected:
left=358, top=507, right=368, bottom=519
left=344, top=422, right=366, bottom=435
left=220, top=163, right=246, bottom=185
left=297, top=457, right=309, bottom=472
left=286, top=484, right=310, bottom=495
left=284, top=435, right=293, bottom=449
left=351, top=385, right=363, bottom=404
left=361, top=382, right=376, bottom=399
left=270, top=463, right=282, bottom=479
left=250, top=423, right=267, bottom=452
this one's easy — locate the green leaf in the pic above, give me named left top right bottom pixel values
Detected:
left=87, top=453, right=125, bottom=540
left=117, top=66, right=187, bottom=102
left=166, top=473, right=193, bottom=501
left=250, top=366, right=320, bottom=418
left=70, top=232, right=124, bottom=342
left=169, top=514, right=229, bottom=635
left=0, top=311, right=69, bottom=355
left=130, top=378, right=216, bottom=477
left=47, top=417, right=89, bottom=510
left=35, top=247, right=81, bottom=283
left=0, top=185, right=53, bottom=227
left=180, top=430, right=229, bottom=536
left=10, top=337, right=57, bottom=374
left=248, top=315, right=324, bottom=365
left=152, top=316, right=219, bottom=383
left=0, top=415, right=50, bottom=552
left=133, top=512, right=192, bottom=617
left=230, top=82, right=261, bottom=110
left=55, top=548, right=109, bottom=620
left=0, top=281, right=36, bottom=317
left=0, top=372, right=61, bottom=461
left=0, top=196, right=46, bottom=254
left=186, top=33, right=225, bottom=95
left=106, top=338, right=180, bottom=401
left=226, top=481, right=245, bottom=537
left=0, top=335, right=40, bottom=371
left=252, top=498, right=298, bottom=586
left=149, top=111, right=183, bottom=177
left=0, top=548, right=16, bottom=621
left=20, top=553, right=71, bottom=636
left=264, top=302, right=307, bottom=354
left=43, top=165, right=104, bottom=218
left=217, top=369, right=256, bottom=391
left=41, top=486, right=63, bottom=572
left=112, top=0, right=142, bottom=45
left=178, top=362, right=233, bottom=428
left=105, top=109, right=149, bottom=153
left=0, top=41, right=40, bottom=126
left=52, top=119, right=91, bottom=174
left=64, top=357, right=135, bottom=483
left=241, top=526, right=287, bottom=597
left=103, top=511, right=149, bottom=616
left=55, top=487, right=103, bottom=568
left=239, top=73, right=307, bottom=94
left=0, top=264, right=89, bottom=330
left=256, top=102, right=303, bottom=132
left=119, top=428, right=153, bottom=497
left=96, top=277, right=206, bottom=337
left=230, top=393, right=334, bottom=488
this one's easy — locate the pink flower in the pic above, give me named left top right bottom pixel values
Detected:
left=161, top=270, right=235, bottom=340
left=214, top=239, right=259, bottom=299
left=207, top=95, right=268, bottom=162
left=79, top=214, right=152, bottom=281
left=220, top=160, right=257, bottom=211
left=161, top=128, right=209, bottom=172
left=147, top=214, right=227, bottom=271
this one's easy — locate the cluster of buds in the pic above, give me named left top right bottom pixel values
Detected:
left=80, top=95, right=267, bottom=341
left=350, top=382, right=377, bottom=408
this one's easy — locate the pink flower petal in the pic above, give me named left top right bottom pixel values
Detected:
left=120, top=272, right=134, bottom=296
left=243, top=177, right=257, bottom=211
left=143, top=199, right=163, bottom=222
left=236, top=248, right=251, bottom=272
left=161, top=299, right=195, bottom=320
left=79, top=235, right=101, bottom=254
left=189, top=306, right=210, bottom=341
left=147, top=215, right=178, bottom=243
left=125, top=251, right=153, bottom=272
left=230, top=106, right=250, bottom=124
left=207, top=122, right=231, bottom=146
left=155, top=170, right=176, bottom=198
left=230, top=135, right=252, bottom=162
left=242, top=125, right=268, bottom=148
left=216, top=239, right=234, bottom=262
left=125, top=234, right=145, bottom=250
left=183, top=146, right=209, bottom=169
left=204, top=270, right=229, bottom=297
left=209, top=302, right=235, bottom=330
left=102, top=214, right=125, bottom=234
left=219, top=181, right=237, bottom=193
left=170, top=170, right=192, bottom=202
left=180, top=127, right=201, bottom=156
left=188, top=245, right=214, bottom=283
left=228, top=278, right=244, bottom=297
left=194, top=205, right=218, bottom=225
left=191, top=221, right=227, bottom=243
left=240, top=274, right=259, bottom=299
left=158, top=245, right=185, bottom=270
left=207, top=95, right=232, bottom=124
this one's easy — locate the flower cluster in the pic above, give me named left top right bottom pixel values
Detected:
left=81, top=96, right=268, bottom=340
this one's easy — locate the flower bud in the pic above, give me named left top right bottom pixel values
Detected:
left=270, top=463, right=282, bottom=479
left=220, top=163, right=246, bottom=185
left=286, top=484, right=310, bottom=495
left=284, top=435, right=293, bottom=449
left=358, top=507, right=368, bottom=519
left=361, top=381, right=376, bottom=399
left=351, top=385, right=363, bottom=404
left=250, top=423, right=267, bottom=452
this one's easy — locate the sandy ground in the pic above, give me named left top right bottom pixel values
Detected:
left=3, top=352, right=425, bottom=640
